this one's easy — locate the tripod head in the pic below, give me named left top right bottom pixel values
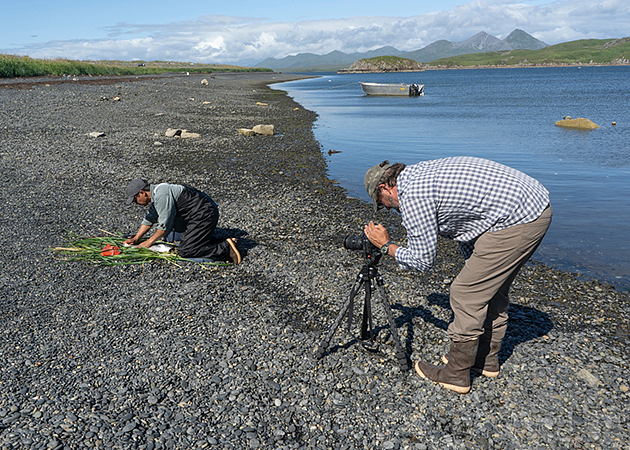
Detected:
left=343, top=233, right=382, bottom=268
left=362, top=241, right=382, bottom=268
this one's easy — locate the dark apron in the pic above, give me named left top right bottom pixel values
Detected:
left=174, top=186, right=228, bottom=260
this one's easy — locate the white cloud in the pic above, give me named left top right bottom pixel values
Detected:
left=4, top=0, right=629, bottom=65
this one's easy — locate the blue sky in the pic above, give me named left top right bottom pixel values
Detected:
left=2, top=0, right=628, bottom=65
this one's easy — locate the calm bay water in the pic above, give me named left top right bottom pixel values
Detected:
left=272, top=66, right=630, bottom=290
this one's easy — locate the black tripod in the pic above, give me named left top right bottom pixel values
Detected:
left=315, top=251, right=409, bottom=371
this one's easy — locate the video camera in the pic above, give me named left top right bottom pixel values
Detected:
left=343, top=233, right=381, bottom=266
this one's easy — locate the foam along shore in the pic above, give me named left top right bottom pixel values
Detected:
left=0, top=72, right=629, bottom=449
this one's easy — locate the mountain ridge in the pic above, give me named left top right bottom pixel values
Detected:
left=255, top=29, right=547, bottom=71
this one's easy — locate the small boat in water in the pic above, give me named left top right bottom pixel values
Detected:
left=360, top=82, right=424, bottom=96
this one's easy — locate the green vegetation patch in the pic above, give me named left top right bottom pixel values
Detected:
left=0, top=54, right=272, bottom=78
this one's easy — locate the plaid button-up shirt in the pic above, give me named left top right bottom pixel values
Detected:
left=394, top=157, right=550, bottom=273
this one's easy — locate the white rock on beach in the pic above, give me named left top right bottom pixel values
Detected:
left=238, top=124, right=275, bottom=136
left=165, top=128, right=182, bottom=137
left=252, top=124, right=274, bottom=136
left=165, top=128, right=200, bottom=138
left=577, top=368, right=601, bottom=387
left=180, top=131, right=200, bottom=139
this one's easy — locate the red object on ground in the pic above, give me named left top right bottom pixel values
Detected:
left=101, top=244, right=122, bottom=256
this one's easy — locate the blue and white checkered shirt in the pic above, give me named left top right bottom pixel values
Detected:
left=394, top=157, right=550, bottom=273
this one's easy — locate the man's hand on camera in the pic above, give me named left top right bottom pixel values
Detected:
left=364, top=221, right=399, bottom=258
left=364, top=221, right=389, bottom=247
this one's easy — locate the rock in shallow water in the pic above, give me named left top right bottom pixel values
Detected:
left=555, top=117, right=599, bottom=129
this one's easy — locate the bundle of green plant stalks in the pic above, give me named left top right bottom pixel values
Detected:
left=52, top=234, right=229, bottom=267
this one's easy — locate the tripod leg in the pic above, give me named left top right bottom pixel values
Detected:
left=375, top=281, right=409, bottom=371
left=360, top=279, right=374, bottom=341
left=315, top=278, right=364, bottom=360
left=346, top=277, right=363, bottom=333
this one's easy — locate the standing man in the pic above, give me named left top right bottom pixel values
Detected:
left=363, top=157, right=551, bottom=394
left=124, top=179, right=241, bottom=264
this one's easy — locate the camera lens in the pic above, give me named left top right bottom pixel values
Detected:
left=343, top=234, right=366, bottom=251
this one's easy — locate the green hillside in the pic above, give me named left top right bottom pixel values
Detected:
left=425, top=37, right=630, bottom=68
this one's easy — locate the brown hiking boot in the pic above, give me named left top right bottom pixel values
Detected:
left=472, top=339, right=500, bottom=377
left=415, top=339, right=478, bottom=394
left=442, top=339, right=500, bottom=378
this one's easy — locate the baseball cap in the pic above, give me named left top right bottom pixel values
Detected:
left=364, top=161, right=391, bottom=212
left=126, top=179, right=148, bottom=205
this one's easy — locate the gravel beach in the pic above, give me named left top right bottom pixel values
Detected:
left=1, top=72, right=628, bottom=449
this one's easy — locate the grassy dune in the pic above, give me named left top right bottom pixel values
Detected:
left=0, top=54, right=272, bottom=78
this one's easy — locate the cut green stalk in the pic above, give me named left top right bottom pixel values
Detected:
left=52, top=233, right=231, bottom=267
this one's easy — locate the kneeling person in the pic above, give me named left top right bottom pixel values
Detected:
left=124, top=179, right=241, bottom=264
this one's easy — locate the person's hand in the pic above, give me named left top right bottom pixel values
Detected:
left=363, top=221, right=389, bottom=248
left=137, top=240, right=153, bottom=249
left=124, top=235, right=137, bottom=245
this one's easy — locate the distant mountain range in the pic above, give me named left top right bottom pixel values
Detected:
left=255, top=29, right=548, bottom=71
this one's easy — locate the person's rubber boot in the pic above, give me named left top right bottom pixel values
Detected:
left=472, top=338, right=501, bottom=378
left=415, top=339, right=478, bottom=394
left=442, top=327, right=503, bottom=378
left=472, top=323, right=505, bottom=377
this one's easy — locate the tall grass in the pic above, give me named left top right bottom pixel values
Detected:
left=0, top=54, right=272, bottom=78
